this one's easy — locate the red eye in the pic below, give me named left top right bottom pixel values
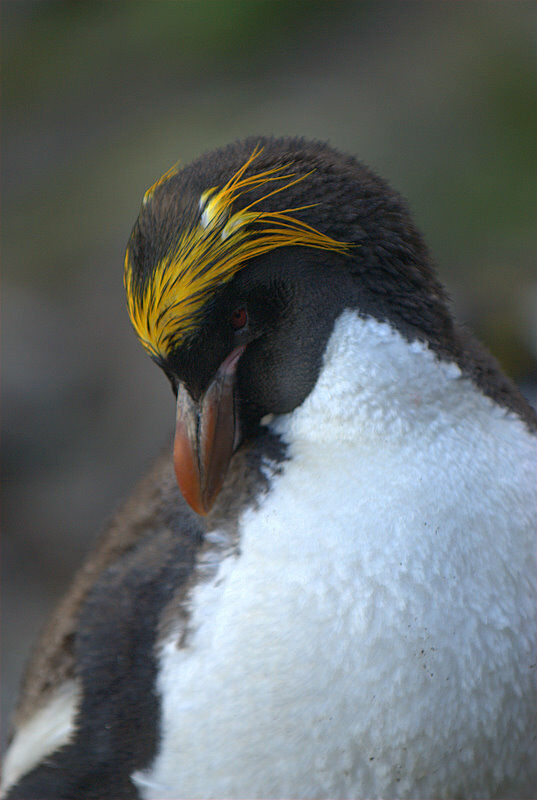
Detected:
left=230, top=308, right=248, bottom=330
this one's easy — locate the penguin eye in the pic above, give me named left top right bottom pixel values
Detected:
left=230, top=307, right=248, bottom=330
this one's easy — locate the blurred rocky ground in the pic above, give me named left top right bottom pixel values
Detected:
left=2, top=1, right=535, bottom=751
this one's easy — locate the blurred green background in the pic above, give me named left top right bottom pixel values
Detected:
left=2, top=0, right=536, bottom=750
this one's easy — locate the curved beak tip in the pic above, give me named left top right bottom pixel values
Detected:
left=173, top=430, right=211, bottom=516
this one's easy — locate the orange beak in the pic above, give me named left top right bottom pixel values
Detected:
left=173, top=346, right=245, bottom=515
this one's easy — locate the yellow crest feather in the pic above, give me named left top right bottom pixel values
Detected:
left=124, top=145, right=352, bottom=359
left=142, top=162, right=180, bottom=206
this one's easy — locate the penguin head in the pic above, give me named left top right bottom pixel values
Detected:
left=125, top=136, right=453, bottom=514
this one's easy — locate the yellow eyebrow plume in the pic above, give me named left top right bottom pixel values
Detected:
left=124, top=146, right=352, bottom=360
left=142, top=162, right=180, bottom=206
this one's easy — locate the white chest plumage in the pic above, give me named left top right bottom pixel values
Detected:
left=133, top=312, right=537, bottom=799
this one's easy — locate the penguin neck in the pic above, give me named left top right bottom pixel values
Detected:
left=271, top=310, right=509, bottom=449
